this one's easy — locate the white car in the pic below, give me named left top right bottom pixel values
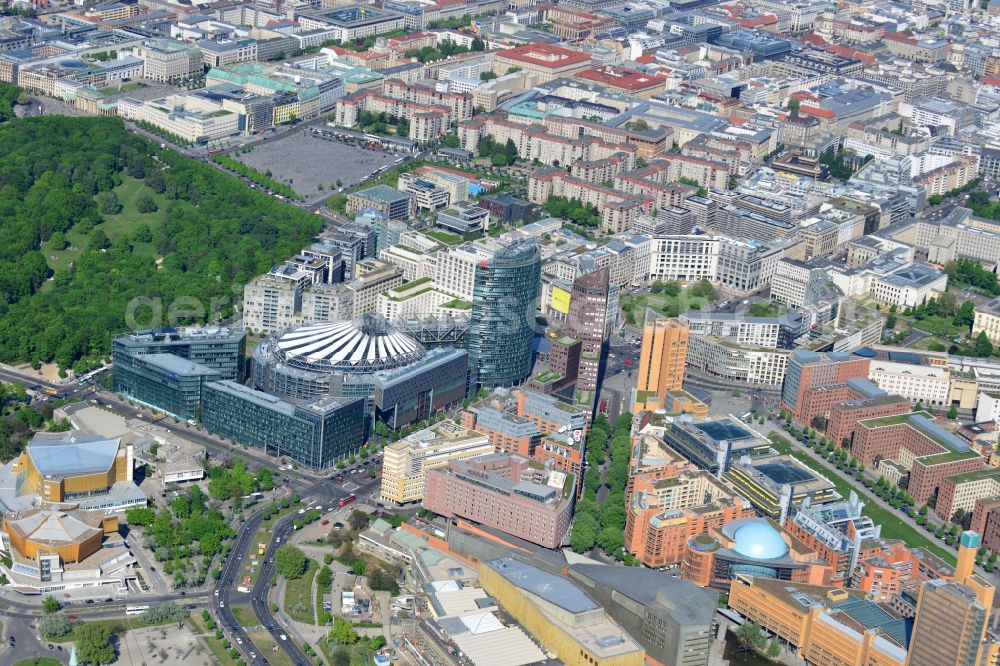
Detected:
left=279, top=634, right=287, bottom=641
left=220, top=602, right=225, bottom=608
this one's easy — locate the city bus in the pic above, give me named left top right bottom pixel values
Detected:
left=338, top=493, right=357, bottom=508
left=125, top=605, right=150, bottom=616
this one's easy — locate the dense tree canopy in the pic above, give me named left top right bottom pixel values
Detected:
left=0, top=116, right=323, bottom=371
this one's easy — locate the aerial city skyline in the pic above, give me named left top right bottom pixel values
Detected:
left=3, top=0, right=1000, bottom=663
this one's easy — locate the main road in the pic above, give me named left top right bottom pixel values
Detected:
left=214, top=470, right=381, bottom=665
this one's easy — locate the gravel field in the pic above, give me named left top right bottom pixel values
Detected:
left=232, top=130, right=399, bottom=200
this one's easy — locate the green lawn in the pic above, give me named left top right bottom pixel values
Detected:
left=910, top=315, right=966, bottom=338
left=619, top=289, right=710, bottom=325
left=284, top=558, right=318, bottom=624
left=426, top=229, right=463, bottom=245
left=42, top=177, right=170, bottom=272
left=248, top=627, right=293, bottom=666
left=50, top=613, right=187, bottom=644
left=768, top=433, right=956, bottom=565
left=99, top=81, right=146, bottom=97
left=231, top=603, right=256, bottom=627
left=203, top=634, right=241, bottom=666
left=15, top=659, right=62, bottom=666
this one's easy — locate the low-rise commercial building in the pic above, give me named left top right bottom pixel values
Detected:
left=347, top=185, right=416, bottom=221
left=723, top=453, right=837, bottom=521
left=784, top=494, right=881, bottom=587
left=655, top=417, right=772, bottom=475
left=567, top=564, right=715, bottom=666
left=480, top=557, right=645, bottom=666
left=727, top=576, right=908, bottom=666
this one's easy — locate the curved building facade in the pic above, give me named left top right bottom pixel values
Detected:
left=252, top=316, right=428, bottom=399
left=252, top=315, right=469, bottom=429
left=681, top=517, right=833, bottom=590
left=468, top=241, right=541, bottom=389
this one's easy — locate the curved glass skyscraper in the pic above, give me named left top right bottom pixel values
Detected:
left=468, top=241, right=542, bottom=390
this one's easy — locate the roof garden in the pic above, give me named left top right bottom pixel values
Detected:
left=859, top=411, right=934, bottom=428
left=918, top=450, right=981, bottom=466
left=945, top=468, right=1000, bottom=485
left=532, top=370, right=563, bottom=384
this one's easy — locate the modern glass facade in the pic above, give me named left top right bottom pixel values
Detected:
left=112, top=327, right=246, bottom=381
left=112, top=353, right=222, bottom=420
left=373, top=348, right=469, bottom=428
left=468, top=241, right=541, bottom=390
left=201, top=380, right=365, bottom=469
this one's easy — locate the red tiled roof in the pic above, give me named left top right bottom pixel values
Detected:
left=496, top=42, right=590, bottom=69
left=801, top=105, right=836, bottom=119
left=800, top=32, right=828, bottom=47
left=574, top=66, right=667, bottom=90
left=884, top=31, right=917, bottom=45
left=738, top=15, right=777, bottom=27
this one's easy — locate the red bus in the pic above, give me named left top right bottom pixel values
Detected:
left=338, top=493, right=356, bottom=508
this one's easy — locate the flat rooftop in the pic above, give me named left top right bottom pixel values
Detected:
left=693, top=419, right=754, bottom=442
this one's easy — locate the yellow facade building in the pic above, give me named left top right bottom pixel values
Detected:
left=634, top=313, right=689, bottom=412
left=379, top=422, right=492, bottom=505
left=13, top=432, right=135, bottom=506
left=480, top=558, right=645, bottom=666
left=728, top=576, right=909, bottom=666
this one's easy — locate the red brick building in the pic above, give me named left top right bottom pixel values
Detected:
left=852, top=412, right=985, bottom=506
left=826, top=393, right=911, bottom=450
left=781, top=350, right=871, bottom=422
left=423, top=454, right=574, bottom=549
left=972, top=498, right=1000, bottom=553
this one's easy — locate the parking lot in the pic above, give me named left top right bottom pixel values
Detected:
left=232, top=130, right=400, bottom=201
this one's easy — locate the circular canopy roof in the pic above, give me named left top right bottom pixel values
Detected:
left=272, top=316, right=426, bottom=374
left=731, top=520, right=788, bottom=560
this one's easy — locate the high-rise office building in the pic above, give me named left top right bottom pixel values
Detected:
left=468, top=241, right=541, bottom=390
left=634, top=313, right=688, bottom=412
left=780, top=350, right=870, bottom=421
left=908, top=579, right=988, bottom=666
left=566, top=267, right=610, bottom=393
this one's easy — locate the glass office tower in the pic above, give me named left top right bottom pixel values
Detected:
left=468, top=241, right=541, bottom=390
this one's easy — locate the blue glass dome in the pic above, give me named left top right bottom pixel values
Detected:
left=732, top=521, right=788, bottom=560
